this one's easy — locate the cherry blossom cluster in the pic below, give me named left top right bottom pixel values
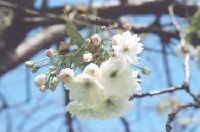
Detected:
left=25, top=31, right=149, bottom=119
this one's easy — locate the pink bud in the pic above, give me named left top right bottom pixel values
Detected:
left=123, top=23, right=132, bottom=31
left=34, top=74, right=46, bottom=89
left=90, top=34, right=101, bottom=45
left=45, top=48, right=56, bottom=57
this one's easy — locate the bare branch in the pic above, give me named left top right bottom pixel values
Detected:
left=183, top=54, right=190, bottom=84
left=120, top=117, right=130, bottom=132
left=162, top=44, right=173, bottom=87
left=0, top=24, right=66, bottom=76
left=166, top=102, right=200, bottom=132
left=63, top=84, right=74, bottom=132
left=97, top=1, right=198, bottom=18
left=129, top=86, right=184, bottom=100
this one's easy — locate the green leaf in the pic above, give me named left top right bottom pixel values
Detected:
left=65, top=19, right=85, bottom=47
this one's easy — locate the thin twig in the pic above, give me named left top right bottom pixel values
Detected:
left=120, top=117, right=131, bottom=132
left=162, top=44, right=173, bottom=87
left=166, top=102, right=200, bottom=132
left=129, top=86, right=184, bottom=100
left=184, top=54, right=190, bottom=84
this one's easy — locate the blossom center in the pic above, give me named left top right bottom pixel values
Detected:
left=122, top=45, right=130, bottom=53
left=110, top=70, right=118, bottom=78
left=84, top=81, right=92, bottom=88
left=88, top=69, right=95, bottom=75
left=106, top=99, right=114, bottom=106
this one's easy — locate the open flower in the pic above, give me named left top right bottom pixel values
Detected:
left=67, top=96, right=132, bottom=119
left=83, top=63, right=100, bottom=79
left=69, top=74, right=104, bottom=104
left=94, top=96, right=133, bottom=119
left=67, top=102, right=97, bottom=119
left=58, top=68, right=74, bottom=84
left=112, top=31, right=143, bottom=65
left=100, top=58, right=136, bottom=98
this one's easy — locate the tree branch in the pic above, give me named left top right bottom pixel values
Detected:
left=166, top=102, right=200, bottom=132
left=63, top=84, right=74, bottom=132
left=129, top=86, right=184, bottom=100
left=120, top=117, right=130, bottom=132
left=0, top=24, right=66, bottom=76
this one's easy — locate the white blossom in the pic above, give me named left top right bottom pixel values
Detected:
left=83, top=63, right=100, bottom=79
left=100, top=58, right=136, bottom=98
left=83, top=52, right=93, bottom=62
left=112, top=31, right=143, bottom=65
left=67, top=97, right=132, bottom=119
left=67, top=102, right=97, bottom=119
left=58, top=68, right=74, bottom=84
left=94, top=96, right=133, bottom=119
left=112, top=34, right=122, bottom=46
left=69, top=74, right=104, bottom=104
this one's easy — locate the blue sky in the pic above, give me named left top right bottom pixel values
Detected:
left=0, top=0, right=200, bottom=132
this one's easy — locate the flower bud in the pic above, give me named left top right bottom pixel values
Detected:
left=83, top=52, right=93, bottom=62
left=50, top=71, right=57, bottom=77
left=39, top=86, right=47, bottom=92
left=45, top=48, right=56, bottom=57
left=49, top=66, right=56, bottom=71
left=90, top=34, right=101, bottom=45
left=34, top=74, right=46, bottom=92
left=123, top=23, right=132, bottom=31
left=85, top=38, right=91, bottom=43
left=25, top=61, right=35, bottom=68
left=79, top=14, right=87, bottom=20
left=50, top=77, right=59, bottom=91
left=31, top=66, right=39, bottom=73
left=58, top=68, right=74, bottom=83
left=142, top=67, right=151, bottom=75
left=63, top=5, right=71, bottom=13
left=101, top=26, right=106, bottom=31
